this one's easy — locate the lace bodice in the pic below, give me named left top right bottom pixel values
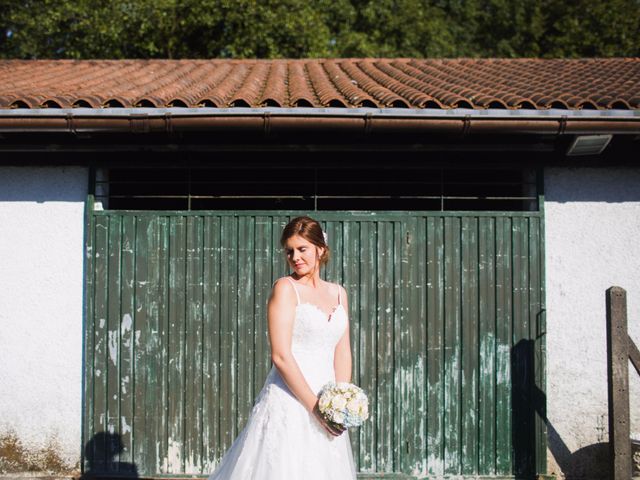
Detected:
left=285, top=277, right=348, bottom=392
left=292, top=303, right=347, bottom=354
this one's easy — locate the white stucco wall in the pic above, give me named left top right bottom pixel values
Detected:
left=545, top=167, right=640, bottom=479
left=0, top=166, right=88, bottom=468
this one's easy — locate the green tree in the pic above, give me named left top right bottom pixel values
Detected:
left=540, top=0, right=640, bottom=57
left=473, top=0, right=545, bottom=57
left=0, top=0, right=638, bottom=59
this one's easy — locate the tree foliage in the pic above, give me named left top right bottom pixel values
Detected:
left=0, top=0, right=638, bottom=59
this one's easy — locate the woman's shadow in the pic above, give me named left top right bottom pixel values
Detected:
left=80, top=432, right=138, bottom=479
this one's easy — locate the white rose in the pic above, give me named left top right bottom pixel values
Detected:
left=346, top=400, right=359, bottom=413
left=319, top=396, right=331, bottom=410
left=332, top=395, right=347, bottom=410
left=333, top=412, right=345, bottom=424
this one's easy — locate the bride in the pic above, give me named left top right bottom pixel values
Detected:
left=207, top=216, right=358, bottom=479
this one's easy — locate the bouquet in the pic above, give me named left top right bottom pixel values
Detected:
left=317, top=381, right=369, bottom=429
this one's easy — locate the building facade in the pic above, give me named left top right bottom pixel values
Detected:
left=0, top=59, right=639, bottom=479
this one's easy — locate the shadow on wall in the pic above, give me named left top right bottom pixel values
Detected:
left=513, top=339, right=610, bottom=480
left=544, top=167, right=640, bottom=203
left=0, top=166, right=88, bottom=202
left=547, top=422, right=610, bottom=480
left=81, top=432, right=138, bottom=479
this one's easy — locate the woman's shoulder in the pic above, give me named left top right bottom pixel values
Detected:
left=270, top=276, right=297, bottom=299
left=325, top=280, right=347, bottom=299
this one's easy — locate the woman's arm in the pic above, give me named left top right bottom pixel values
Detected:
left=268, top=278, right=318, bottom=412
left=334, top=285, right=352, bottom=383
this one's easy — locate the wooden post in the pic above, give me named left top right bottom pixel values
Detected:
left=606, top=286, right=631, bottom=480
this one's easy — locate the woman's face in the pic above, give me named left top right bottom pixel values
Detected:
left=284, top=234, right=324, bottom=277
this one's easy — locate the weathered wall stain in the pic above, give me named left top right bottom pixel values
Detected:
left=0, top=430, right=78, bottom=475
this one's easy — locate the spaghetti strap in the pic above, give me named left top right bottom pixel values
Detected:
left=286, top=277, right=301, bottom=305
left=337, top=284, right=342, bottom=305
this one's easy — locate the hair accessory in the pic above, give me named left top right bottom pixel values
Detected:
left=322, top=231, right=328, bottom=244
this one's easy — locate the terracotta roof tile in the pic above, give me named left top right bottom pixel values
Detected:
left=288, top=62, right=316, bottom=107
left=323, top=60, right=377, bottom=107
left=307, top=61, right=347, bottom=107
left=0, top=58, right=638, bottom=110
left=259, top=61, right=287, bottom=107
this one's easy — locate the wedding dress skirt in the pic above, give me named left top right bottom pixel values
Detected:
left=207, top=282, right=357, bottom=480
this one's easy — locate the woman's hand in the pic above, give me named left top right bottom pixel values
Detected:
left=311, top=400, right=346, bottom=437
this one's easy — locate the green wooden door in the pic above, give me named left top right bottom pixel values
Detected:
left=83, top=208, right=546, bottom=479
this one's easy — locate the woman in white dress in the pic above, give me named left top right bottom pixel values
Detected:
left=208, top=216, right=358, bottom=479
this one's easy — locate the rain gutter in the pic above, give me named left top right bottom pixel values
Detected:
left=0, top=107, right=638, bottom=135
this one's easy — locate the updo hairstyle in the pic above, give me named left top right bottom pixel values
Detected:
left=280, top=216, right=330, bottom=266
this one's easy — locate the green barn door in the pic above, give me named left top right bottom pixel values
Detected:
left=84, top=210, right=545, bottom=479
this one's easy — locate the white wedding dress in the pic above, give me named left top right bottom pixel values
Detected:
left=207, top=277, right=357, bottom=480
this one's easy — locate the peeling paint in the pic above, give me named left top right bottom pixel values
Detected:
left=121, top=313, right=132, bottom=332
left=121, top=416, right=131, bottom=435
left=495, top=343, right=510, bottom=386
left=162, top=438, right=182, bottom=473
left=108, top=330, right=118, bottom=366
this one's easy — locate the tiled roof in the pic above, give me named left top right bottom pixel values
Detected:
left=1, top=58, right=639, bottom=110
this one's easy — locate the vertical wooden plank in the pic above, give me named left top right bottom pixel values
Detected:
left=166, top=216, right=186, bottom=473
left=237, top=216, right=255, bottom=428
left=323, top=219, right=343, bottom=285
left=512, top=216, right=534, bottom=478
left=271, top=216, right=288, bottom=280
left=118, top=215, right=136, bottom=469
left=392, top=220, right=403, bottom=472
left=443, top=216, right=461, bottom=475
left=342, top=220, right=361, bottom=470
left=219, top=215, right=238, bottom=449
left=399, top=217, right=426, bottom=475
left=92, top=215, right=109, bottom=472
left=461, top=217, right=479, bottom=475
left=495, top=216, right=512, bottom=475
left=398, top=218, right=412, bottom=474
left=132, top=215, right=148, bottom=474
left=372, top=220, right=395, bottom=472
left=531, top=216, right=548, bottom=475
left=253, top=216, right=272, bottom=398
left=478, top=216, right=497, bottom=475
left=157, top=216, right=170, bottom=474
left=513, top=217, right=529, bottom=342
left=185, top=216, right=204, bottom=473
left=426, top=216, right=444, bottom=476
left=106, top=215, right=122, bottom=471
left=416, top=217, right=428, bottom=476
left=132, top=216, right=158, bottom=475
left=202, top=215, right=222, bottom=471
left=358, top=220, right=376, bottom=472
